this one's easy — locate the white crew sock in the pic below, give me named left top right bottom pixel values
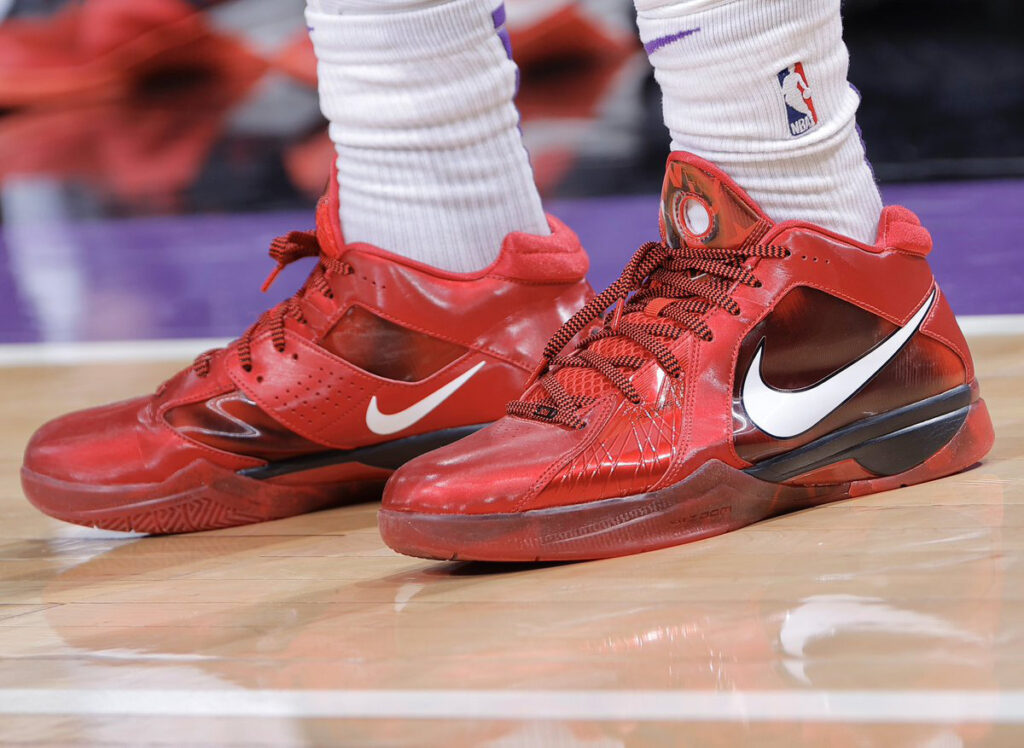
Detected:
left=305, top=0, right=549, bottom=272
left=635, top=0, right=883, bottom=244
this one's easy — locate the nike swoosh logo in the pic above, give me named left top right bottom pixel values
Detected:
left=741, top=289, right=937, bottom=439
left=365, top=361, right=486, bottom=436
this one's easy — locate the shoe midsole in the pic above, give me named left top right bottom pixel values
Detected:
left=743, top=384, right=972, bottom=483
left=237, top=423, right=490, bottom=480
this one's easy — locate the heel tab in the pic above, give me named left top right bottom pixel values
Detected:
left=491, top=214, right=590, bottom=283
left=877, top=205, right=932, bottom=256
left=315, top=164, right=347, bottom=258
left=661, top=152, right=771, bottom=250
left=921, top=284, right=975, bottom=383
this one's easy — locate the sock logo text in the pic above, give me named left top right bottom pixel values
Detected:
left=778, top=62, right=819, bottom=138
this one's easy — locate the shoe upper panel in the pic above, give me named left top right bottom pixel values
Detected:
left=226, top=329, right=522, bottom=451
left=528, top=375, right=689, bottom=510
left=383, top=401, right=614, bottom=516
left=23, top=393, right=260, bottom=485
left=154, top=353, right=235, bottom=408
left=752, top=227, right=937, bottom=323
left=163, top=389, right=330, bottom=463
left=731, top=285, right=969, bottom=464
left=919, top=284, right=975, bottom=382
left=517, top=222, right=963, bottom=503
left=740, top=286, right=899, bottom=391
left=335, top=241, right=592, bottom=374
left=162, top=291, right=535, bottom=459
left=322, top=305, right=470, bottom=383
left=152, top=206, right=592, bottom=459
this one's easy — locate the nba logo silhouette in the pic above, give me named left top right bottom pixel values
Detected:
left=777, top=62, right=819, bottom=137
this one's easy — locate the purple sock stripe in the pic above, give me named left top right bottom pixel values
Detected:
left=849, top=83, right=879, bottom=180
left=644, top=27, right=700, bottom=56
left=496, top=27, right=514, bottom=60
left=491, top=4, right=507, bottom=29
left=491, top=2, right=516, bottom=96
left=492, top=4, right=514, bottom=61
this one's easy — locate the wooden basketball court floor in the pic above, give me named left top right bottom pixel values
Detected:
left=1, top=328, right=1022, bottom=746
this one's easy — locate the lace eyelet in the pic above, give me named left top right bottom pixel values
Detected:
left=242, top=365, right=253, bottom=373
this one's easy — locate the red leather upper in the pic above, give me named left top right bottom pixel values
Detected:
left=384, top=151, right=974, bottom=516
left=24, top=176, right=592, bottom=487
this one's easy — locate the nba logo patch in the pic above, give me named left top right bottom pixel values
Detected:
left=777, top=62, right=819, bottom=137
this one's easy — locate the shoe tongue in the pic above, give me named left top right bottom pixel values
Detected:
left=658, top=152, right=771, bottom=250
left=526, top=153, right=773, bottom=411
left=314, top=166, right=346, bottom=259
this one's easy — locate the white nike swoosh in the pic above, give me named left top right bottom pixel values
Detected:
left=365, top=361, right=486, bottom=436
left=741, top=289, right=937, bottom=439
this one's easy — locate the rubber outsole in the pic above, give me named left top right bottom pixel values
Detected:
left=22, top=425, right=487, bottom=535
left=22, top=459, right=386, bottom=535
left=378, top=399, right=995, bottom=563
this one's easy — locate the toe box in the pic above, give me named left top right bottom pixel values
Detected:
left=383, top=415, right=592, bottom=516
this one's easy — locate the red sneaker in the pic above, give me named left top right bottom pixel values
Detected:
left=380, top=152, right=995, bottom=562
left=21, top=173, right=592, bottom=534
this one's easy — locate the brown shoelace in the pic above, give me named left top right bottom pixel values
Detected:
left=507, top=238, right=789, bottom=429
left=192, top=230, right=352, bottom=377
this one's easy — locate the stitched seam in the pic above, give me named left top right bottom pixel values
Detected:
left=922, top=327, right=971, bottom=381
left=229, top=333, right=365, bottom=447
left=343, top=302, right=536, bottom=373
left=657, top=336, right=700, bottom=488
left=515, top=397, right=615, bottom=512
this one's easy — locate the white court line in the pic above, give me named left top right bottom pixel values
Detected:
left=2, top=689, right=1024, bottom=723
left=959, top=314, right=1024, bottom=337
left=0, top=314, right=1021, bottom=369
left=0, top=338, right=228, bottom=367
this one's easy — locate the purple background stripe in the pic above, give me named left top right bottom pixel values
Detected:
left=0, top=180, right=1020, bottom=344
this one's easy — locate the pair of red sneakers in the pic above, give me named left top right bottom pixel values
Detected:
left=22, top=153, right=995, bottom=561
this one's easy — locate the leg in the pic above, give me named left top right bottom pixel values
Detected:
left=306, top=0, right=549, bottom=272
left=379, top=0, right=994, bottom=562
left=636, top=0, right=882, bottom=243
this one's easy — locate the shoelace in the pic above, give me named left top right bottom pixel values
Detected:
left=507, top=238, right=790, bottom=429
left=192, top=231, right=352, bottom=377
